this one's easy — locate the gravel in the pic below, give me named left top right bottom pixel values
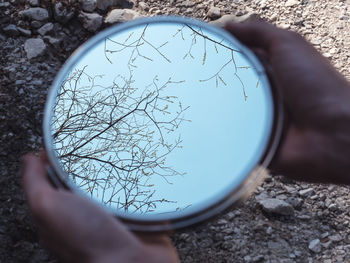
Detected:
left=0, top=0, right=350, bottom=262
left=80, top=0, right=97, bottom=12
left=53, top=2, right=74, bottom=24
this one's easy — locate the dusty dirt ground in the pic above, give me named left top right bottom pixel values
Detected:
left=0, top=0, right=350, bottom=262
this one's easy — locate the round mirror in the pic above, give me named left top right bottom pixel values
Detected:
left=44, top=16, right=283, bottom=231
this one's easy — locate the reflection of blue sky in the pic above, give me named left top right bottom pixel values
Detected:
left=55, top=22, right=273, bottom=216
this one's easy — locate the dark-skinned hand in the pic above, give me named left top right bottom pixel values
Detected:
left=225, top=20, right=350, bottom=184
left=22, top=153, right=179, bottom=263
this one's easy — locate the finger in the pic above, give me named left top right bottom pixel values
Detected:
left=136, top=233, right=173, bottom=246
left=225, top=20, right=283, bottom=51
left=136, top=233, right=179, bottom=262
left=21, top=153, right=54, bottom=202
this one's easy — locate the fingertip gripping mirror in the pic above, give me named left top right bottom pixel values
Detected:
left=44, top=16, right=283, bottom=232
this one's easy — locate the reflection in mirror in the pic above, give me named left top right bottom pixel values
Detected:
left=50, top=21, right=273, bottom=216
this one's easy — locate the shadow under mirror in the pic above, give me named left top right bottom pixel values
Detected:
left=47, top=17, right=275, bottom=223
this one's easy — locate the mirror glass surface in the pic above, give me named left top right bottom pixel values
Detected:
left=48, top=18, right=274, bottom=219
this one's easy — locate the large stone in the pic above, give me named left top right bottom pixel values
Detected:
left=19, top=7, right=49, bottom=21
left=285, top=0, right=299, bottom=7
left=54, top=2, right=75, bottom=24
left=210, top=13, right=259, bottom=28
left=207, top=6, right=221, bottom=19
left=105, top=9, right=140, bottom=24
left=24, top=38, right=47, bottom=60
left=79, top=12, right=102, bottom=32
left=80, top=0, right=97, bottom=12
left=258, top=198, right=294, bottom=216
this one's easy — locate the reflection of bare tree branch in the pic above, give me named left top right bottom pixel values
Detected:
left=104, top=24, right=171, bottom=66
left=53, top=67, right=190, bottom=214
left=199, top=51, right=248, bottom=100
left=53, top=23, right=261, bottom=214
left=185, top=24, right=241, bottom=53
left=174, top=24, right=254, bottom=100
left=105, top=24, right=256, bottom=100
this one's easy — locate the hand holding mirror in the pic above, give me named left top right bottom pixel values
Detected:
left=43, top=16, right=283, bottom=232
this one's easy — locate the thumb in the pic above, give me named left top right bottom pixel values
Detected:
left=21, top=153, right=54, bottom=202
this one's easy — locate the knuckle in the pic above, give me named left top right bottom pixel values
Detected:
left=284, top=30, right=304, bottom=42
left=289, top=30, right=302, bottom=39
left=271, top=29, right=304, bottom=50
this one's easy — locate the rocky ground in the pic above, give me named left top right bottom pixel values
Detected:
left=0, top=0, right=349, bottom=262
